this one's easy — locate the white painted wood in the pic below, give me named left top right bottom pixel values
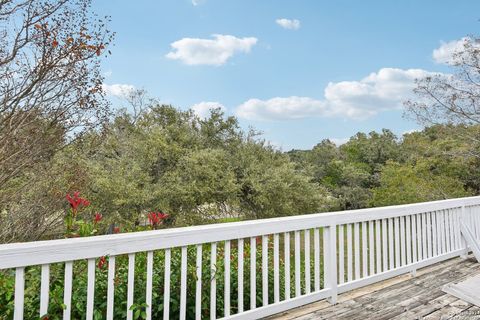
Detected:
left=454, top=208, right=461, bottom=250
left=164, top=248, right=171, bottom=320
left=63, top=261, right=73, bottom=320
left=262, top=235, right=268, bottom=306
left=444, top=210, right=451, bottom=253
left=225, top=241, right=231, bottom=316
left=347, top=223, right=353, bottom=282
left=40, top=264, right=50, bottom=317
left=127, top=253, right=135, bottom=320
left=440, top=210, right=446, bottom=254
left=443, top=274, right=480, bottom=307
left=369, top=221, right=374, bottom=276
left=421, top=213, right=427, bottom=261
left=196, top=245, right=203, bottom=320
left=146, top=251, right=153, bottom=320
left=14, top=267, right=24, bottom=320
left=448, top=209, right=454, bottom=252
left=426, top=213, right=432, bottom=258
left=284, top=232, right=291, bottom=300
left=106, top=256, right=116, bottom=320
left=338, top=225, right=345, bottom=284
left=238, top=238, right=244, bottom=312
left=323, top=225, right=337, bottom=304
left=274, top=233, right=280, bottom=302
left=294, top=230, right=301, bottom=297
left=211, top=242, right=217, bottom=318
left=2, top=196, right=479, bottom=270
left=406, top=215, right=411, bottom=265
left=394, top=217, right=400, bottom=268
left=411, top=215, right=417, bottom=263
left=314, top=228, right=320, bottom=291
left=304, top=229, right=311, bottom=294
left=226, top=288, right=332, bottom=320
left=354, top=223, right=360, bottom=280
left=460, top=222, right=480, bottom=262
left=375, top=220, right=381, bottom=274
left=400, top=217, right=405, bottom=266
left=180, top=247, right=187, bottom=320
left=431, top=212, right=438, bottom=256
left=87, top=258, right=96, bottom=320
left=361, top=222, right=367, bottom=278
left=381, top=219, right=387, bottom=272
left=250, top=237, right=256, bottom=310
left=388, top=218, right=394, bottom=270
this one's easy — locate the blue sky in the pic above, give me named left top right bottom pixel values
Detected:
left=93, top=0, right=480, bottom=150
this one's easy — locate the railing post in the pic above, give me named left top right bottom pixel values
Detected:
left=460, top=205, right=468, bottom=259
left=324, top=224, right=338, bottom=304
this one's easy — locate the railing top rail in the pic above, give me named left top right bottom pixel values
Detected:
left=1, top=195, right=479, bottom=269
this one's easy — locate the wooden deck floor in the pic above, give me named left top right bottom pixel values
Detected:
left=270, top=255, right=480, bottom=320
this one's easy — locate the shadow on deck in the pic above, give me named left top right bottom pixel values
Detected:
left=270, top=255, right=480, bottom=320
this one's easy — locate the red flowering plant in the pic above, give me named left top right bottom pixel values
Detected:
left=65, top=191, right=104, bottom=238
left=147, top=211, right=169, bottom=230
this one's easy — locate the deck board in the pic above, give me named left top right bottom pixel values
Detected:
left=269, top=256, right=480, bottom=320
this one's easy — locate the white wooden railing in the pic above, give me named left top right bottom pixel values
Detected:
left=1, top=196, right=480, bottom=319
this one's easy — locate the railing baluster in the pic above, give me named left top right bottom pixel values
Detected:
left=146, top=252, right=153, bottom=320
left=347, top=223, right=353, bottom=282
left=338, top=225, right=345, bottom=284
left=406, top=215, right=412, bottom=265
left=446, top=209, right=452, bottom=252
left=63, top=261, right=73, bottom=320
left=382, top=219, right=387, bottom=272
left=40, top=264, right=50, bottom=317
left=107, top=256, right=116, bottom=320
left=375, top=220, right=381, bottom=273
left=454, top=208, right=461, bottom=250
left=284, top=232, right=291, bottom=299
left=262, top=235, right=268, bottom=306
left=87, top=258, right=96, bottom=320
left=273, top=233, right=280, bottom=302
left=14, top=267, right=25, bottom=320
left=394, top=217, right=400, bottom=268
left=400, top=216, right=406, bottom=266
left=432, top=212, right=438, bottom=256
left=196, top=245, right=203, bottom=320
left=440, top=210, right=446, bottom=254
left=314, top=228, right=320, bottom=291
left=249, top=238, right=256, bottom=310
left=225, top=241, right=231, bottom=316
left=238, top=238, right=244, bottom=312
left=304, top=229, right=311, bottom=293
left=417, top=214, right=423, bottom=261
left=426, top=213, right=432, bottom=259
left=354, top=223, right=360, bottom=279
left=388, top=218, right=394, bottom=269
left=211, top=242, right=217, bottom=318
left=421, top=213, right=427, bottom=260
left=180, top=246, right=187, bottom=320
left=294, top=230, right=301, bottom=296
left=362, top=222, right=367, bottom=278
left=412, top=215, right=417, bottom=263
left=127, top=254, right=135, bottom=320
left=369, top=221, right=374, bottom=275
left=164, top=248, right=171, bottom=320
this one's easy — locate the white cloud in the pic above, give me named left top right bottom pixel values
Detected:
left=165, top=34, right=258, bottom=66
left=191, top=101, right=226, bottom=118
left=102, top=83, right=136, bottom=98
left=191, top=0, right=205, bottom=6
left=236, top=68, right=437, bottom=121
left=432, top=37, right=469, bottom=64
left=276, top=18, right=301, bottom=30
